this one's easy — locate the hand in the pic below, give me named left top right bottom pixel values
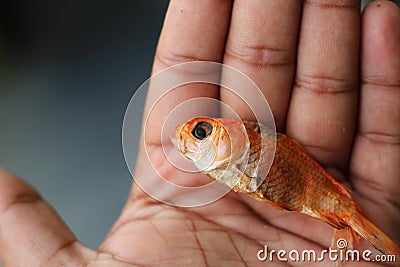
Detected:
left=1, top=1, right=399, bottom=266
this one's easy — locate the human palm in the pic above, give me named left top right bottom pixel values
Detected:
left=0, top=1, right=399, bottom=266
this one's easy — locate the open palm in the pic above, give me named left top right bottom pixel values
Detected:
left=0, top=1, right=399, bottom=266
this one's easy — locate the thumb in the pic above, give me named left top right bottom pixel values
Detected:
left=0, top=167, right=93, bottom=266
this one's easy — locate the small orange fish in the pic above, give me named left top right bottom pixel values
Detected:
left=172, top=117, right=400, bottom=258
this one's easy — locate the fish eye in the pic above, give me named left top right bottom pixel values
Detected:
left=191, top=121, right=213, bottom=140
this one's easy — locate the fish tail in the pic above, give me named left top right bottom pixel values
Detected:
left=348, top=213, right=400, bottom=258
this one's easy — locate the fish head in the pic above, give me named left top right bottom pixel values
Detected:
left=171, top=117, right=249, bottom=172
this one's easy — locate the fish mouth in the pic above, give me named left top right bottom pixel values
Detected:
left=170, top=136, right=201, bottom=161
left=170, top=136, right=179, bottom=149
left=170, top=136, right=217, bottom=171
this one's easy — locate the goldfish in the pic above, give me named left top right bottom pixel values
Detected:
left=171, top=117, right=400, bottom=259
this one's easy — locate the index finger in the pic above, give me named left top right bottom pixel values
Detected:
left=145, top=0, right=233, bottom=145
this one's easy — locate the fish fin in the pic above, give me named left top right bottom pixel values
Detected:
left=331, top=229, right=345, bottom=267
left=208, top=164, right=287, bottom=211
left=332, top=227, right=355, bottom=251
left=315, top=210, right=347, bottom=229
left=348, top=213, right=400, bottom=258
left=331, top=228, right=359, bottom=267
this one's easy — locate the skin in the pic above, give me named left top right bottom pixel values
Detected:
left=0, top=0, right=399, bottom=266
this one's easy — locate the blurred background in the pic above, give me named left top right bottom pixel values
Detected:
left=0, top=0, right=398, bottom=258
left=0, top=0, right=169, bottom=251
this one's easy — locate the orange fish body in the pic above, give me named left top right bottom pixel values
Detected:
left=172, top=117, right=400, bottom=258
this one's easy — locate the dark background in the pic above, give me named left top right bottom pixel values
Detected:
left=0, top=0, right=169, bottom=250
left=0, top=0, right=398, bottom=254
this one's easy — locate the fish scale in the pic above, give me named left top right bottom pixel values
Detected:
left=172, top=117, right=400, bottom=258
left=242, top=123, right=368, bottom=229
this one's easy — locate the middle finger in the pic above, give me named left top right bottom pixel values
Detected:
left=221, top=0, right=301, bottom=130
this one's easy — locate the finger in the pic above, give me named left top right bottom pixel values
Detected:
left=145, top=0, right=233, bottom=145
left=350, top=1, right=400, bottom=232
left=220, top=0, right=301, bottom=130
left=133, top=1, right=233, bottom=208
left=0, top=167, right=92, bottom=265
left=286, top=0, right=360, bottom=172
